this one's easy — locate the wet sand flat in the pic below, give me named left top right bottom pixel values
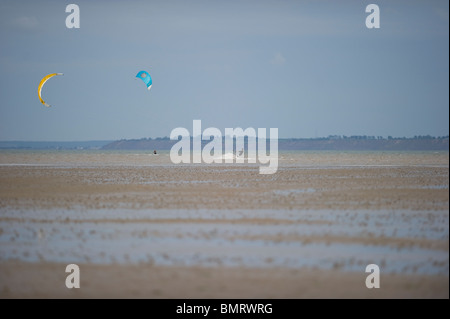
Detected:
left=0, top=165, right=448, bottom=211
left=1, top=262, right=447, bottom=299
left=0, top=151, right=448, bottom=298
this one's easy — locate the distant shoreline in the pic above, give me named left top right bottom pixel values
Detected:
left=0, top=136, right=448, bottom=151
left=97, top=136, right=450, bottom=151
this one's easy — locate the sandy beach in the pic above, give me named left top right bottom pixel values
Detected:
left=1, top=262, right=447, bottom=299
left=0, top=151, right=448, bottom=298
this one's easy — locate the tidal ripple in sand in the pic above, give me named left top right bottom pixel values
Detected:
left=0, top=208, right=447, bottom=275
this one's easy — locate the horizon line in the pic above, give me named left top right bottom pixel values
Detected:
left=1, top=135, right=449, bottom=144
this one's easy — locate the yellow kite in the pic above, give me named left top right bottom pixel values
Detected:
left=38, top=73, right=63, bottom=107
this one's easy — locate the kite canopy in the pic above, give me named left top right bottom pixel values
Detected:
left=38, top=73, right=63, bottom=107
left=136, top=71, right=152, bottom=90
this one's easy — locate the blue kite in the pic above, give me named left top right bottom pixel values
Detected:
left=136, top=71, right=152, bottom=90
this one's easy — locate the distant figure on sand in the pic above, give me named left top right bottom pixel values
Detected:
left=153, top=150, right=157, bottom=155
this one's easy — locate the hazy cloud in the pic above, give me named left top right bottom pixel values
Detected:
left=11, top=16, right=39, bottom=29
left=271, top=52, right=286, bottom=65
left=434, top=7, right=449, bottom=22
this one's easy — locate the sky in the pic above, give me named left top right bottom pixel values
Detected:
left=0, top=0, right=448, bottom=141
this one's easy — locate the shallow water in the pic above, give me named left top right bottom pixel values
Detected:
left=0, top=208, right=448, bottom=275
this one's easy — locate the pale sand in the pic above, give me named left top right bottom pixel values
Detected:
left=0, top=155, right=448, bottom=298
left=0, top=262, right=447, bottom=299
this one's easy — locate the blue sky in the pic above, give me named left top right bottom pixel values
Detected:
left=0, top=0, right=448, bottom=141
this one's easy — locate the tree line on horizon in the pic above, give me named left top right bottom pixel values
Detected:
left=119, top=135, right=450, bottom=142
